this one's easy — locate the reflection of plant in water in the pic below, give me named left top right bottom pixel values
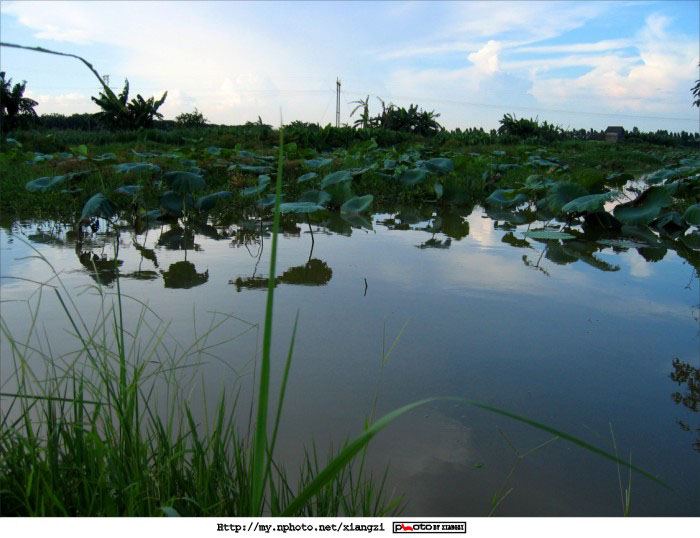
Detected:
left=670, top=358, right=700, bottom=453
left=161, top=260, right=209, bottom=289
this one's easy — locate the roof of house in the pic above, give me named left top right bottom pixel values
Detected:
left=605, top=126, right=625, bottom=133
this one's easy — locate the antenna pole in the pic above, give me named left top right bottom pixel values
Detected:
left=336, top=78, right=341, bottom=127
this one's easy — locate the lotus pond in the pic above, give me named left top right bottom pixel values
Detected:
left=1, top=136, right=699, bottom=515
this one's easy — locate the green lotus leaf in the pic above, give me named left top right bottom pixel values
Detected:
left=340, top=212, right=373, bottom=230
left=279, top=202, right=327, bottom=214
left=321, top=170, right=353, bottom=189
left=131, top=149, right=159, bottom=158
left=159, top=191, right=194, bottom=217
left=61, top=188, right=84, bottom=196
left=546, top=182, right=588, bottom=214
left=230, top=163, right=273, bottom=174
left=561, top=191, right=619, bottom=214
left=91, top=152, right=118, bottom=163
left=683, top=204, right=700, bottom=225
left=26, top=175, right=69, bottom=193
left=256, top=194, right=280, bottom=209
left=597, top=239, right=648, bottom=249
left=57, top=152, right=72, bottom=158
left=195, top=191, right=233, bottom=211
left=341, top=194, right=374, bottom=214
left=399, top=168, right=429, bottom=186
left=650, top=212, right=687, bottom=236
left=163, top=171, right=207, bottom=193
left=304, top=157, right=334, bottom=168
left=242, top=174, right=271, bottom=197
left=27, top=153, right=54, bottom=164
left=383, top=159, right=396, bottom=170
left=296, top=172, right=318, bottom=184
left=205, top=146, right=221, bottom=155
left=114, top=185, right=143, bottom=197
left=492, top=150, right=506, bottom=156
left=485, top=189, right=528, bottom=208
left=434, top=182, right=444, bottom=199
left=323, top=181, right=355, bottom=207
left=681, top=231, right=700, bottom=250
left=80, top=193, right=116, bottom=222
left=522, top=230, right=576, bottom=240
left=115, top=162, right=161, bottom=174
left=349, top=165, right=376, bottom=177
left=613, top=186, right=673, bottom=225
left=298, top=189, right=331, bottom=206
left=71, top=144, right=88, bottom=156
left=422, top=157, right=454, bottom=176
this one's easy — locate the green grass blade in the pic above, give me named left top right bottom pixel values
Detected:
left=456, top=398, right=670, bottom=490
left=251, top=126, right=286, bottom=515
left=282, top=397, right=438, bottom=516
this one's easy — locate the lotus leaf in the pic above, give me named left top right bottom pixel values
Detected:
left=383, top=159, right=396, bottom=170
left=231, top=163, right=273, bottom=174
left=279, top=202, right=326, bottom=214
left=114, top=185, right=143, bottom=197
left=546, top=182, right=588, bottom=214
left=115, top=162, right=160, bottom=174
left=485, top=189, right=528, bottom=208
left=131, top=150, right=159, bottom=158
left=399, top=168, right=429, bottom=186
left=206, top=146, right=221, bottom=155
left=26, top=175, right=70, bottom=193
left=91, top=153, right=118, bottom=162
left=683, top=204, right=700, bottom=225
left=340, top=212, right=373, bottom=230
left=304, top=158, right=334, bottom=168
left=164, top=171, right=207, bottom=193
left=321, top=170, right=353, bottom=189
left=422, top=157, right=454, bottom=176
left=257, top=194, right=280, bottom=209
left=492, top=150, right=506, bottom=156
left=298, top=189, right=331, bottom=206
left=242, top=174, right=271, bottom=197
left=195, top=191, right=233, bottom=211
left=434, top=182, right=444, bottom=199
left=651, top=212, right=688, bottom=235
left=80, top=193, right=116, bottom=222
left=296, top=172, right=318, bottom=183
left=323, top=181, right=355, bottom=207
left=341, top=195, right=373, bottom=214
left=72, top=144, right=88, bottom=156
left=522, top=230, right=576, bottom=240
left=159, top=191, right=194, bottom=217
left=349, top=165, right=376, bottom=177
left=613, top=186, right=673, bottom=225
left=561, top=192, right=619, bottom=214
left=681, top=231, right=700, bottom=250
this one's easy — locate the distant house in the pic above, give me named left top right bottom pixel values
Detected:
left=605, top=126, right=625, bottom=143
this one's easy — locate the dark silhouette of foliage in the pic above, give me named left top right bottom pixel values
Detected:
left=0, top=71, right=38, bottom=132
left=91, top=78, right=167, bottom=130
left=175, top=107, right=207, bottom=127
left=692, top=63, right=700, bottom=107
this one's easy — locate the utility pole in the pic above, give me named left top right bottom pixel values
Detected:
left=336, top=78, right=341, bottom=128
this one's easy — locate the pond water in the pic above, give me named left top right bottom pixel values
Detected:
left=1, top=205, right=698, bottom=516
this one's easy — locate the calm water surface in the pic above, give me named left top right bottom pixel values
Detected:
left=1, top=206, right=698, bottom=516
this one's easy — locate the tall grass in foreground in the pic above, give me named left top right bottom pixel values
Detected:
left=0, top=126, right=668, bottom=517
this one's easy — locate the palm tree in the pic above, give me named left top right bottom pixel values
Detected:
left=692, top=62, right=699, bottom=107
left=0, top=71, right=38, bottom=132
left=349, top=95, right=371, bottom=129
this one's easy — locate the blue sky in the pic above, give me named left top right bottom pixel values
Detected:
left=1, top=1, right=698, bottom=132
